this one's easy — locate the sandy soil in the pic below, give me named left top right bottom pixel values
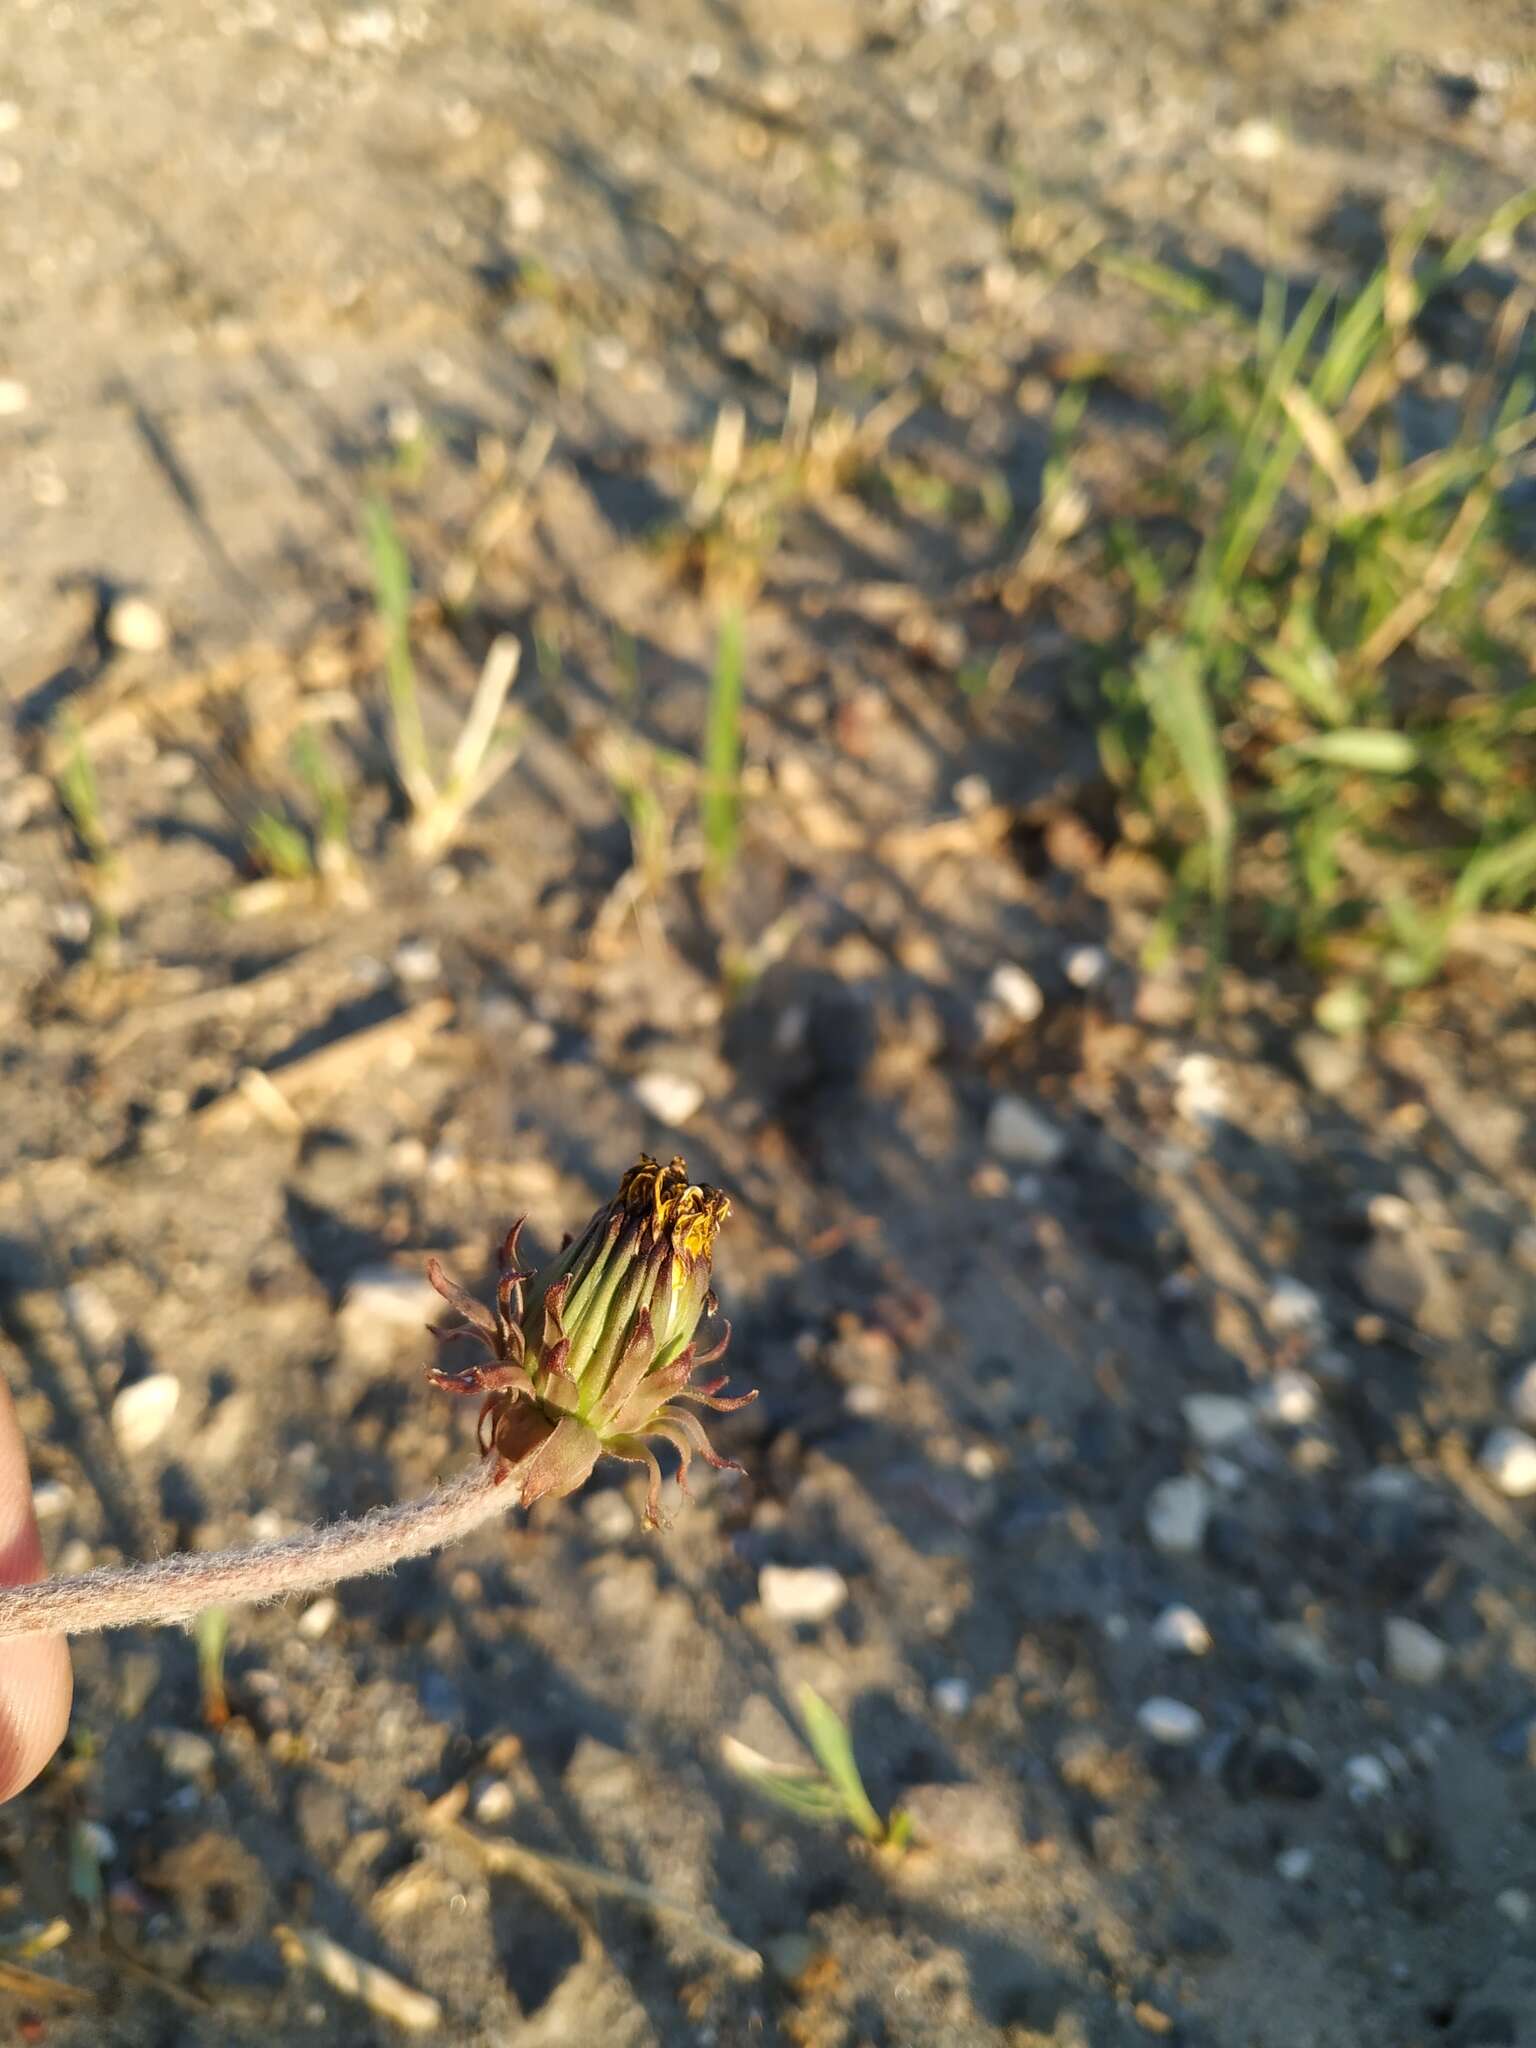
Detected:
left=3, top=2, right=1536, bottom=2044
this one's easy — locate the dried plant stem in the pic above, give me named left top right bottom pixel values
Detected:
left=0, top=1460, right=510, bottom=1644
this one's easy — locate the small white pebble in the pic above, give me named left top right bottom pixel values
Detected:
left=30, top=1480, right=74, bottom=1521
left=1384, top=1616, right=1447, bottom=1686
left=1344, top=1753, right=1391, bottom=1802
left=986, top=964, right=1044, bottom=1024
left=58, top=1538, right=94, bottom=1576
left=392, top=938, right=441, bottom=983
left=1229, top=115, right=1283, bottom=160
left=297, top=1597, right=338, bottom=1641
left=1063, top=944, right=1109, bottom=990
left=1275, top=1846, right=1314, bottom=1883
left=931, top=1678, right=972, bottom=1718
left=1481, top=1426, right=1536, bottom=1498
left=844, top=1382, right=885, bottom=1418
left=340, top=1266, right=440, bottom=1329
left=111, top=1374, right=180, bottom=1454
left=1181, top=1393, right=1254, bottom=1449
left=1145, top=1475, right=1213, bottom=1556
left=632, top=1070, right=705, bottom=1126
left=63, top=1280, right=119, bottom=1349
left=1256, top=1371, right=1321, bottom=1427
left=1265, top=1277, right=1326, bottom=1337
left=1366, top=1193, right=1414, bottom=1235
left=472, top=1778, right=516, bottom=1824
left=157, top=1729, right=216, bottom=1779
left=759, top=1563, right=849, bottom=1624
left=0, top=375, right=29, bottom=415
left=1507, top=1360, right=1536, bottom=1429
left=984, top=1094, right=1065, bottom=1167
left=1152, top=1604, right=1212, bottom=1657
left=1174, top=1052, right=1227, bottom=1125
left=1136, top=1697, right=1205, bottom=1747
left=106, top=594, right=169, bottom=653
left=1496, top=1887, right=1532, bottom=1928
left=952, top=772, right=991, bottom=813
left=961, top=1445, right=997, bottom=1479
left=583, top=1489, right=636, bottom=1542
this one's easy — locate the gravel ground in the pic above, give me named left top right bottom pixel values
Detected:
left=4, top=3, right=1536, bottom=2045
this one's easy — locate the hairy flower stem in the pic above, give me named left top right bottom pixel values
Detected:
left=0, top=1458, right=511, bottom=1644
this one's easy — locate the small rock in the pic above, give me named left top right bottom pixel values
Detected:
left=1356, top=1233, right=1442, bottom=1327
left=391, top=937, right=441, bottom=983
left=1229, top=115, right=1283, bottom=159
left=1344, top=1753, right=1392, bottom=1802
left=758, top=1564, right=849, bottom=1624
left=985, top=1094, right=1065, bottom=1167
left=156, top=1729, right=216, bottom=1780
left=1265, top=1278, right=1326, bottom=1338
left=1174, top=1052, right=1227, bottom=1125
left=1256, top=1370, right=1321, bottom=1426
left=931, top=1677, right=972, bottom=1718
left=1481, top=1427, right=1536, bottom=1498
left=632, top=1070, right=705, bottom=1125
left=1366, top=1193, right=1415, bottom=1235
left=1152, top=1604, right=1212, bottom=1657
left=63, top=1280, right=120, bottom=1348
left=1145, top=1474, right=1213, bottom=1556
left=1064, top=944, right=1109, bottom=989
left=30, top=1480, right=73, bottom=1521
left=111, top=1374, right=181, bottom=1454
left=339, top=1267, right=441, bottom=1361
left=1294, top=1030, right=1363, bottom=1097
left=106, top=594, right=169, bottom=653
left=987, top=963, right=1044, bottom=1024
left=472, top=1778, right=515, bottom=1824
left=1384, top=1617, right=1448, bottom=1686
left=1137, top=1697, right=1205, bottom=1747
left=1275, top=1846, right=1314, bottom=1883
left=1507, top=1361, right=1536, bottom=1429
left=1495, top=1887, right=1531, bottom=1927
left=1181, top=1393, right=1254, bottom=1449
left=297, top=1597, right=338, bottom=1641
left=0, top=376, right=29, bottom=416
left=583, top=1488, right=637, bottom=1541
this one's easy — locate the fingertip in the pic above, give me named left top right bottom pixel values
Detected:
left=0, top=1632, right=73, bottom=1801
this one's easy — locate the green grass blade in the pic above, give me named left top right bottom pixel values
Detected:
left=1282, top=729, right=1420, bottom=774
left=796, top=1686, right=886, bottom=1845
left=1133, top=636, right=1233, bottom=900
left=702, top=605, right=745, bottom=886
left=363, top=496, right=433, bottom=813
left=1452, top=821, right=1536, bottom=915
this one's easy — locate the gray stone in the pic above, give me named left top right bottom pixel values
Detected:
left=1384, top=1617, right=1448, bottom=1686
left=985, top=1093, right=1066, bottom=1167
left=1146, top=1474, right=1213, bottom=1556
left=1137, top=1697, right=1205, bottom=1746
